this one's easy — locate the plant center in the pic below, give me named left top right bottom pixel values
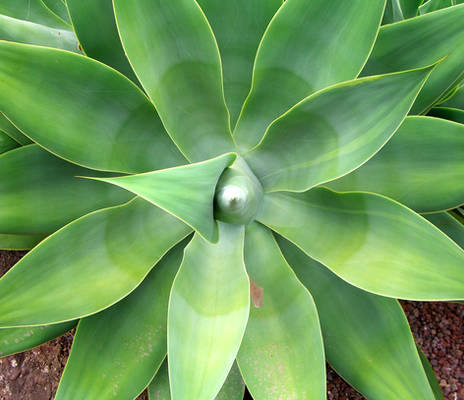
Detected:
left=214, top=157, right=263, bottom=225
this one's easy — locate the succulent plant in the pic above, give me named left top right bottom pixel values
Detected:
left=0, top=1, right=464, bottom=399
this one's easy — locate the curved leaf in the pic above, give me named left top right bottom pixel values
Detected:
left=440, top=85, right=464, bottom=108
left=148, top=361, right=171, bottom=400
left=41, top=0, right=70, bottom=23
left=168, top=223, right=249, bottom=400
left=0, top=130, right=19, bottom=154
left=425, top=212, right=464, bottom=248
left=0, top=321, right=75, bottom=358
left=416, top=346, right=445, bottom=400
left=257, top=188, right=464, bottom=300
left=383, top=0, right=405, bottom=23
left=66, top=0, right=137, bottom=81
left=0, top=41, right=186, bottom=173
left=0, top=0, right=69, bottom=29
left=0, top=145, right=131, bottom=235
left=327, top=116, right=464, bottom=213
left=0, top=198, right=191, bottom=327
left=362, top=4, right=464, bottom=114
left=238, top=223, right=325, bottom=400
left=419, top=0, right=453, bottom=14
left=428, top=107, right=464, bottom=123
left=0, top=234, right=44, bottom=250
left=113, top=0, right=235, bottom=162
left=278, top=237, right=436, bottom=400
left=0, top=15, right=78, bottom=51
left=0, top=114, right=31, bottom=145
left=233, top=0, right=386, bottom=150
left=245, top=66, right=435, bottom=193
left=197, top=0, right=282, bottom=126
left=93, top=153, right=236, bottom=243
left=55, top=242, right=185, bottom=400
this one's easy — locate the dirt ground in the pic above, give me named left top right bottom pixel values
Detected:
left=1, top=250, right=463, bottom=400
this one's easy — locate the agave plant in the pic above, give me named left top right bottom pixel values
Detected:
left=1, top=0, right=464, bottom=399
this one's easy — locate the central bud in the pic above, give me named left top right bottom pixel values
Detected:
left=214, top=157, right=263, bottom=225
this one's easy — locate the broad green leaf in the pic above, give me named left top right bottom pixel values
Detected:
left=245, top=66, right=434, bottom=193
left=0, top=0, right=69, bottom=29
left=401, top=0, right=425, bottom=17
left=93, top=153, right=236, bottom=243
left=0, top=145, right=131, bottom=235
left=0, top=321, right=76, bottom=358
left=41, top=0, right=70, bottom=23
left=425, top=212, right=464, bottom=248
left=0, top=130, right=19, bottom=154
left=440, top=85, right=464, bottom=108
left=428, top=107, right=464, bottom=123
left=362, top=4, right=464, bottom=114
left=278, top=237, right=436, bottom=400
left=0, top=15, right=78, bottom=51
left=0, top=114, right=31, bottom=145
left=113, top=0, right=235, bottom=162
left=0, top=41, right=186, bottom=173
left=0, top=198, right=191, bottom=327
left=168, top=223, right=249, bottom=400
left=327, top=116, right=464, bottom=213
left=416, top=346, right=445, bottom=400
left=55, top=242, right=185, bottom=400
left=233, top=0, right=385, bottom=150
left=419, top=0, right=453, bottom=14
left=197, top=0, right=282, bottom=126
left=0, top=234, right=44, bottom=250
left=383, top=0, right=405, bottom=24
left=257, top=188, right=464, bottom=300
left=148, top=361, right=245, bottom=400
left=66, top=0, right=137, bottom=81
left=238, top=223, right=325, bottom=399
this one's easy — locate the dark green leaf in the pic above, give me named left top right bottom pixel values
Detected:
left=0, top=114, right=31, bottom=145
left=424, top=212, right=464, bottom=248
left=428, top=107, right=464, bottom=123
left=0, top=130, right=19, bottom=154
left=0, top=234, right=44, bottom=250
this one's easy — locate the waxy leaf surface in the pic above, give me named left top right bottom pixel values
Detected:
left=95, top=153, right=235, bottom=243
left=363, top=4, right=464, bottom=113
left=0, top=41, right=185, bottom=173
left=0, top=198, right=191, bottom=327
left=246, top=66, right=434, bottom=193
left=238, top=223, right=325, bottom=400
left=258, top=188, right=464, bottom=300
left=168, top=223, right=249, bottom=400
left=113, top=0, right=235, bottom=162
left=279, top=238, right=436, bottom=400
left=327, top=116, right=464, bottom=213
left=56, top=243, right=185, bottom=400
left=0, top=145, right=131, bottom=235
left=234, top=0, right=385, bottom=149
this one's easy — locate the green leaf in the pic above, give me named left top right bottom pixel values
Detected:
left=362, top=4, right=464, bottom=114
left=41, top=0, right=70, bottom=23
left=257, top=188, right=464, bottom=300
left=148, top=361, right=245, bottom=400
left=113, top=0, right=235, bottom=162
left=0, top=130, right=19, bottom=154
left=440, top=85, right=464, bottom=108
left=424, top=212, right=464, bottom=248
left=419, top=0, right=453, bottom=14
left=233, top=0, right=385, bottom=150
left=416, top=346, right=445, bottom=400
left=0, top=15, right=78, bottom=51
left=0, top=145, right=131, bottom=235
left=168, top=223, right=249, bottom=400
left=0, top=198, right=191, bottom=327
left=0, top=41, right=186, bottom=173
left=278, top=237, right=436, bottom=400
left=327, top=116, right=464, bottom=213
left=245, top=66, right=434, bottom=193
left=66, top=0, right=137, bottom=81
left=93, top=153, right=236, bottom=243
left=428, top=107, right=464, bottom=123
left=0, top=234, right=44, bottom=250
left=238, top=223, right=325, bottom=399
left=401, top=0, right=424, bottom=17
left=0, top=0, right=69, bottom=29
left=383, top=0, right=405, bottom=24
left=0, top=321, right=75, bottom=358
left=55, top=242, right=185, bottom=400
left=0, top=114, right=31, bottom=145
left=197, top=0, right=282, bottom=126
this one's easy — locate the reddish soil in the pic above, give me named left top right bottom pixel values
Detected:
left=1, top=250, right=463, bottom=400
